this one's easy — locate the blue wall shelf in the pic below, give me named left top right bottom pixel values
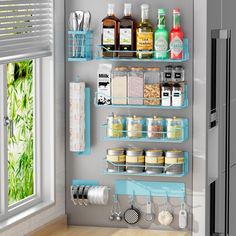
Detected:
left=95, top=38, right=189, bottom=62
left=115, top=180, right=185, bottom=199
left=104, top=152, right=189, bottom=178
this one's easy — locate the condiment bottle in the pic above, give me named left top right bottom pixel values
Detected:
left=136, top=4, right=153, bottom=59
left=161, top=82, right=172, bottom=106
left=172, top=83, right=182, bottom=107
left=170, top=8, right=184, bottom=59
left=119, top=3, right=136, bottom=58
left=102, top=4, right=120, bottom=58
left=154, top=9, right=169, bottom=59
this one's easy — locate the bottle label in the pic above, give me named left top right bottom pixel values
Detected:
left=120, top=28, right=132, bottom=45
left=170, top=36, right=183, bottom=56
left=155, top=35, right=168, bottom=54
left=103, top=28, right=115, bottom=45
left=137, top=32, right=153, bottom=51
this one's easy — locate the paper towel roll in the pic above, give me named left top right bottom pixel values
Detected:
left=70, top=82, right=86, bottom=152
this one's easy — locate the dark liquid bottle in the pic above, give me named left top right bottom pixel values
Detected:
left=102, top=4, right=120, bottom=58
left=118, top=3, right=136, bottom=58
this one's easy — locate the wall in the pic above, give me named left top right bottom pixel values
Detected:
left=66, top=0, right=193, bottom=232
left=0, top=0, right=66, bottom=235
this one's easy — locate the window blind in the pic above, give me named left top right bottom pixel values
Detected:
left=0, top=0, right=53, bottom=64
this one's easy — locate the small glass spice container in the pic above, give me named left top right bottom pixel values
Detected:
left=107, top=114, right=124, bottom=138
left=145, top=149, right=164, bottom=174
left=126, top=115, right=143, bottom=138
left=172, top=83, right=183, bottom=107
left=126, top=148, right=145, bottom=173
left=161, top=82, right=172, bottom=106
left=146, top=116, right=164, bottom=139
left=112, top=66, right=128, bottom=105
left=144, top=67, right=162, bottom=105
left=165, top=150, right=184, bottom=175
left=166, top=117, right=184, bottom=140
left=173, top=66, right=185, bottom=82
left=128, top=67, right=144, bottom=105
left=163, top=65, right=173, bottom=82
left=106, top=148, right=126, bottom=173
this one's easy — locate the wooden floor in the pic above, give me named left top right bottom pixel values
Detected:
left=42, top=226, right=190, bottom=236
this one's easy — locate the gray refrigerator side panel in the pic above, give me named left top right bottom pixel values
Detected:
left=65, top=0, right=193, bottom=232
left=222, top=0, right=236, bottom=235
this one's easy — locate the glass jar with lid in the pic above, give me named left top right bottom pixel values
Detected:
left=112, top=66, right=128, bottom=105
left=128, top=67, right=144, bottom=105
left=144, top=67, right=162, bottom=105
left=145, top=149, right=164, bottom=174
left=106, top=148, right=126, bottom=172
left=163, top=65, right=173, bottom=82
left=166, top=117, right=184, bottom=140
left=146, top=116, right=164, bottom=139
left=165, top=150, right=184, bottom=175
left=126, top=115, right=144, bottom=138
left=126, top=148, right=144, bottom=173
left=173, top=66, right=185, bottom=82
left=107, top=114, right=124, bottom=138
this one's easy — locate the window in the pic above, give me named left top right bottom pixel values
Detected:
left=0, top=0, right=54, bottom=223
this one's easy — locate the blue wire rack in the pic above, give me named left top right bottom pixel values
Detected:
left=95, top=84, right=188, bottom=109
left=104, top=152, right=189, bottom=178
left=96, top=38, right=189, bottom=62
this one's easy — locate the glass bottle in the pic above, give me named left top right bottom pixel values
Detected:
left=169, top=8, right=184, bottom=59
left=154, top=9, right=169, bottom=59
left=118, top=3, right=136, bottom=58
left=136, top=4, right=153, bottom=59
left=102, top=4, right=120, bottom=58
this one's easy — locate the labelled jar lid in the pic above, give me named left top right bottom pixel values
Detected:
left=146, top=67, right=161, bottom=71
left=126, top=148, right=144, bottom=156
left=130, top=67, right=144, bottom=71
left=114, top=66, right=129, bottom=71
left=165, top=150, right=184, bottom=158
left=145, top=149, right=163, bottom=157
left=107, top=148, right=125, bottom=156
left=146, top=116, right=163, bottom=122
left=126, top=115, right=143, bottom=121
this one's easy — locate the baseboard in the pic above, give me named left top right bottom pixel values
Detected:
left=28, top=215, right=67, bottom=236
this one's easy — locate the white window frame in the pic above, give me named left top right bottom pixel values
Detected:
left=0, top=58, right=54, bottom=223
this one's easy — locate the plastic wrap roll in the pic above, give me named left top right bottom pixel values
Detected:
left=70, top=82, right=86, bottom=152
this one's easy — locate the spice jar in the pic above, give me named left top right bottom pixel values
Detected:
left=161, top=82, right=172, bottom=106
left=164, top=65, right=173, bottom=82
left=128, top=67, right=144, bottom=105
left=126, top=148, right=145, bottom=173
left=145, top=150, right=164, bottom=174
left=165, top=150, right=184, bottom=175
left=173, top=66, right=185, bottom=82
left=172, top=83, right=182, bottom=107
left=126, top=115, right=143, bottom=138
left=106, top=148, right=126, bottom=172
left=112, top=67, right=128, bottom=105
left=146, top=116, right=164, bottom=139
left=166, top=117, right=183, bottom=140
left=107, top=114, right=124, bottom=138
left=144, top=68, right=162, bottom=105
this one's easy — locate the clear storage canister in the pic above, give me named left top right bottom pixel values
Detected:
left=126, top=115, right=143, bottom=138
left=145, top=150, right=164, bottom=174
left=165, top=150, right=184, bottom=175
left=173, top=66, right=185, bottom=82
left=106, top=148, right=126, bottom=173
left=126, top=148, right=145, bottom=173
left=112, top=66, right=128, bottom=105
left=166, top=117, right=183, bottom=140
left=144, top=68, right=162, bottom=105
left=146, top=116, right=164, bottom=139
left=128, top=67, right=144, bottom=105
left=107, top=114, right=123, bottom=138
left=164, top=65, right=173, bottom=82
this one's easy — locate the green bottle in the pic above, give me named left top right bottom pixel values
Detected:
left=154, top=9, right=169, bottom=59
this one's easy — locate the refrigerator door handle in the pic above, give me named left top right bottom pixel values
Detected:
left=210, top=29, right=231, bottom=236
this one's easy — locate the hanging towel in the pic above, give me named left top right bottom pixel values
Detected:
left=70, top=82, right=86, bottom=152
